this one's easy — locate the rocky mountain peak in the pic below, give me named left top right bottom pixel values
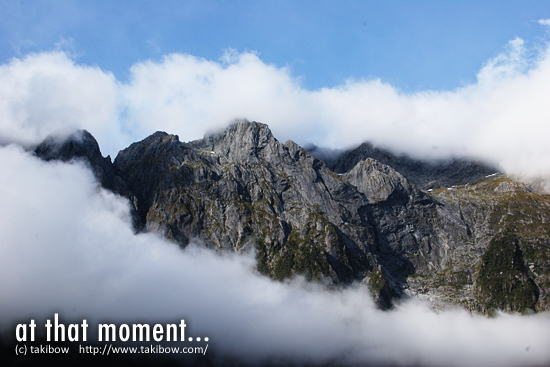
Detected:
left=114, top=131, right=183, bottom=173
left=32, top=122, right=550, bottom=313
left=191, top=120, right=283, bottom=164
left=342, top=158, right=414, bottom=203
left=34, top=129, right=102, bottom=162
left=34, top=130, right=122, bottom=194
left=322, top=141, right=497, bottom=190
left=33, top=129, right=139, bottom=227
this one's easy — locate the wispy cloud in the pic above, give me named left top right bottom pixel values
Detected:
left=0, top=52, right=122, bottom=150
left=1, top=26, right=550, bottom=181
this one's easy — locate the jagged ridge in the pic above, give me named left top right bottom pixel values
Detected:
left=33, top=121, right=550, bottom=313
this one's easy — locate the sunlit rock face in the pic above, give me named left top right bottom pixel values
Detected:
left=36, top=120, right=550, bottom=313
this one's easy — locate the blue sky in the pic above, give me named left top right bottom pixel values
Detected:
left=2, top=0, right=549, bottom=91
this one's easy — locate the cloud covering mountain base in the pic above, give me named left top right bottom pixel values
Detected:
left=1, top=144, right=550, bottom=366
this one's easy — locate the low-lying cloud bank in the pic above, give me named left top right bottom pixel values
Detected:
left=1, top=22, right=550, bottom=183
left=1, top=145, right=550, bottom=366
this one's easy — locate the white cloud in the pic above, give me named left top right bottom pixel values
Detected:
left=116, top=33, right=550, bottom=182
left=1, top=145, right=549, bottom=366
left=2, top=28, right=550, bottom=181
left=0, top=52, right=126, bottom=155
left=120, top=51, right=314, bottom=147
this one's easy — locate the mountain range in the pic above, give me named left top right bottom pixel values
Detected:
left=34, top=120, right=550, bottom=313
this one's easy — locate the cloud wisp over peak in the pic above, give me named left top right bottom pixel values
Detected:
left=1, top=26, right=550, bottom=182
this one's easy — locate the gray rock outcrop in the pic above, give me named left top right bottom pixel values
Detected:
left=33, top=121, right=550, bottom=313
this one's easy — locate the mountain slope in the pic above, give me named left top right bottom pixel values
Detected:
left=310, top=142, right=497, bottom=190
left=113, top=123, right=376, bottom=290
left=33, top=121, right=550, bottom=313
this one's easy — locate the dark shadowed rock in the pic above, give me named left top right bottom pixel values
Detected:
left=35, top=122, right=550, bottom=313
left=342, top=158, right=415, bottom=203
left=319, top=142, right=498, bottom=190
left=111, top=121, right=473, bottom=309
left=34, top=130, right=140, bottom=228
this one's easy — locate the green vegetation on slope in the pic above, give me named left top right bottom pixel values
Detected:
left=475, top=230, right=539, bottom=314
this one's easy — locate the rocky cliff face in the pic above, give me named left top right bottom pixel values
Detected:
left=112, top=122, right=379, bottom=297
left=35, top=130, right=127, bottom=195
left=34, top=121, right=550, bottom=313
left=34, top=130, right=140, bottom=228
left=317, top=141, right=497, bottom=190
left=419, top=176, right=550, bottom=313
